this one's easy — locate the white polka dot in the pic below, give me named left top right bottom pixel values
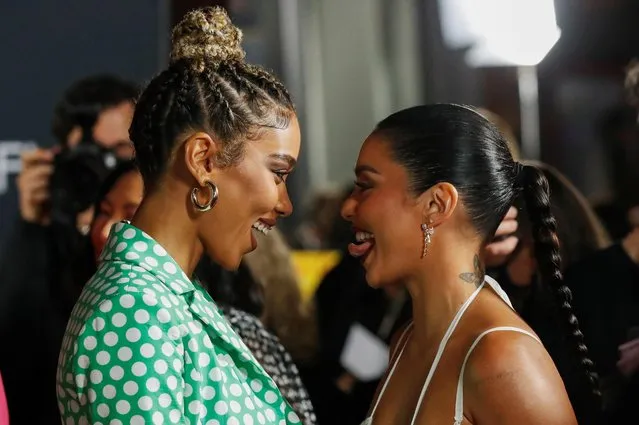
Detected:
left=288, top=411, right=300, bottom=423
left=214, top=401, right=228, bottom=415
left=111, top=312, right=127, bottom=327
left=168, top=410, right=180, bottom=424
left=123, top=380, right=138, bottom=396
left=123, top=228, right=136, bottom=239
left=243, top=415, right=254, bottom=425
left=105, top=287, right=118, bottom=296
left=230, top=383, right=242, bottom=397
left=188, top=338, right=199, bottom=351
left=265, top=409, right=276, bottom=422
left=162, top=262, right=177, bottom=275
left=134, top=241, right=148, bottom=252
left=104, top=331, right=118, bottom=346
left=190, top=369, right=202, bottom=381
left=77, top=355, right=90, bottom=369
left=257, top=412, right=265, bottom=425
left=75, top=373, right=87, bottom=388
left=96, top=351, right=110, bottom=366
left=146, top=377, right=160, bottom=392
left=117, top=346, right=133, bottom=361
left=154, top=359, right=168, bottom=374
left=133, top=278, right=147, bottom=286
left=140, top=343, right=155, bottom=358
left=209, top=367, right=223, bottom=382
left=158, top=393, right=171, bottom=408
left=97, top=403, right=109, bottom=418
left=90, top=370, right=102, bottom=384
left=244, top=397, right=255, bottom=410
left=152, top=412, right=165, bottom=425
left=92, top=317, right=105, bottom=331
left=132, top=362, right=147, bottom=377
left=119, top=294, right=135, bottom=309
left=166, top=375, right=178, bottom=390
left=187, top=400, right=201, bottom=415
left=227, top=418, right=239, bottom=425
left=230, top=400, right=241, bottom=413
left=110, top=365, right=124, bottom=380
left=130, top=416, right=145, bottom=425
left=143, top=293, right=158, bottom=307
left=171, top=358, right=182, bottom=373
left=83, top=336, right=97, bottom=351
left=145, top=256, right=158, bottom=267
left=138, top=395, right=153, bottom=411
left=125, top=251, right=140, bottom=260
left=87, top=389, right=97, bottom=404
left=157, top=308, right=171, bottom=323
left=160, top=296, right=171, bottom=308
left=194, top=385, right=213, bottom=401
left=265, top=390, right=277, bottom=404
left=148, top=325, right=163, bottom=340
left=115, top=400, right=130, bottom=415
left=134, top=309, right=150, bottom=324
left=154, top=245, right=167, bottom=256
left=250, top=379, right=263, bottom=392
left=115, top=242, right=127, bottom=253
left=126, top=328, right=142, bottom=343
left=102, top=384, right=116, bottom=399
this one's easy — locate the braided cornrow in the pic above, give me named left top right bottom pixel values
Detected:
left=521, top=164, right=601, bottom=398
left=129, top=6, right=296, bottom=189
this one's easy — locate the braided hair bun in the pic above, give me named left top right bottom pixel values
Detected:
left=170, top=7, right=246, bottom=73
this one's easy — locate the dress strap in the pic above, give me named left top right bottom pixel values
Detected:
left=408, top=281, right=487, bottom=425
left=452, top=327, right=542, bottom=425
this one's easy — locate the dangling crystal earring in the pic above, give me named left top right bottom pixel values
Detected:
left=421, top=222, right=434, bottom=258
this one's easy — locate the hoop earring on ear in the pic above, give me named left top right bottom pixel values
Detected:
left=421, top=222, right=435, bottom=258
left=191, top=181, right=219, bottom=212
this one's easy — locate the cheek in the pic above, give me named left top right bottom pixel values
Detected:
left=90, top=218, right=108, bottom=253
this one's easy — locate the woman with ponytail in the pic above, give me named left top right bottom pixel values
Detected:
left=341, top=104, right=595, bottom=424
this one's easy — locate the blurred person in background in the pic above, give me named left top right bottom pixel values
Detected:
left=292, top=187, right=349, bottom=250
left=0, top=74, right=137, bottom=425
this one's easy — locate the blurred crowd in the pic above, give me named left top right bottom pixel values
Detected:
left=1, top=8, right=639, bottom=425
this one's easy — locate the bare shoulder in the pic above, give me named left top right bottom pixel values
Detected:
left=463, top=330, right=577, bottom=425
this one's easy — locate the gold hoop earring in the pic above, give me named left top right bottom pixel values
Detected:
left=421, top=222, right=434, bottom=258
left=191, top=181, right=219, bottom=212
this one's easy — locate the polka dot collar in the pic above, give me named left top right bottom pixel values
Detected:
left=99, top=221, right=196, bottom=295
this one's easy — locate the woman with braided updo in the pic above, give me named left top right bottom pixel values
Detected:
left=56, top=7, right=304, bottom=424
left=342, top=104, right=599, bottom=424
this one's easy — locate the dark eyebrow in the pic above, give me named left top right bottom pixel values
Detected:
left=355, top=164, right=380, bottom=175
left=269, top=153, right=297, bottom=169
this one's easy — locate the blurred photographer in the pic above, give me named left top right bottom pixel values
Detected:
left=0, top=75, right=138, bottom=425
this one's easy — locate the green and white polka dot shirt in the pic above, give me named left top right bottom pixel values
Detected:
left=56, top=222, right=302, bottom=425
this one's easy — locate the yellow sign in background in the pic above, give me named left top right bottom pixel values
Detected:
left=290, top=250, right=342, bottom=301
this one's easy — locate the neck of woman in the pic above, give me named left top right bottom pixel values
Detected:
left=132, top=189, right=203, bottom=278
left=404, top=245, right=485, bottom=352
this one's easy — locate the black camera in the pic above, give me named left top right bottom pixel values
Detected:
left=49, top=139, right=119, bottom=229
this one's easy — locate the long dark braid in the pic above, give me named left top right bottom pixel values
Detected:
left=521, top=163, right=601, bottom=398
left=129, top=6, right=295, bottom=189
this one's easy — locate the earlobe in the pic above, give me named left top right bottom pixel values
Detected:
left=421, top=182, right=458, bottom=225
left=183, top=132, right=220, bottom=185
